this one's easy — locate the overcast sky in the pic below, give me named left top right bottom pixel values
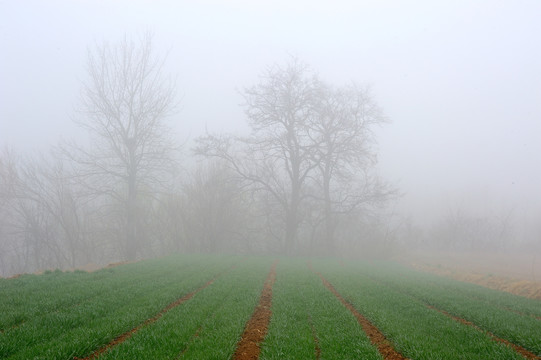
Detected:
left=1, top=0, right=540, bottom=228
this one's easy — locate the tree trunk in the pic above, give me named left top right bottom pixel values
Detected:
left=322, top=163, right=336, bottom=254
left=284, top=206, right=298, bottom=255
left=285, top=160, right=301, bottom=255
left=125, top=142, right=138, bottom=260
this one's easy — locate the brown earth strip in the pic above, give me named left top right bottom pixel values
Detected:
left=310, top=267, right=407, bottom=360
left=500, top=306, right=541, bottom=322
left=175, top=289, right=236, bottom=359
left=307, top=314, right=321, bottom=360
left=472, top=297, right=541, bottom=322
left=175, top=324, right=203, bottom=360
left=409, top=262, right=541, bottom=300
left=367, top=274, right=540, bottom=359
left=5, top=260, right=138, bottom=278
left=373, top=271, right=541, bottom=322
left=410, top=263, right=541, bottom=319
left=75, top=272, right=224, bottom=360
left=232, top=261, right=277, bottom=360
left=427, top=305, right=541, bottom=360
left=0, top=320, right=24, bottom=334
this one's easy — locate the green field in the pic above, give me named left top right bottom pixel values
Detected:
left=1, top=255, right=540, bottom=359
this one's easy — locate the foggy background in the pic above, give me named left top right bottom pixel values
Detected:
left=1, top=0, right=540, bottom=276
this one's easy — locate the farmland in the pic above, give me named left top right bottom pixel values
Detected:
left=1, top=255, right=540, bottom=359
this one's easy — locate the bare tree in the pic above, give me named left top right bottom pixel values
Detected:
left=310, top=83, right=395, bottom=252
left=62, top=33, right=178, bottom=260
left=197, top=59, right=321, bottom=254
left=0, top=149, right=19, bottom=275
left=0, top=149, right=87, bottom=274
left=179, top=161, right=249, bottom=252
left=432, top=207, right=516, bottom=251
left=197, top=59, right=397, bottom=254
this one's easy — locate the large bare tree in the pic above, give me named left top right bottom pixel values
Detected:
left=310, top=83, right=394, bottom=252
left=197, top=59, right=322, bottom=254
left=64, top=33, right=178, bottom=260
left=197, top=59, right=394, bottom=254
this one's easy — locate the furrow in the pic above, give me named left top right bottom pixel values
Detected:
left=314, top=270, right=407, bottom=360
left=233, top=260, right=277, bottom=360
left=175, top=324, right=203, bottom=360
left=365, top=271, right=540, bottom=358
left=307, top=313, right=321, bottom=360
left=427, top=305, right=541, bottom=360
left=175, top=288, right=235, bottom=359
left=75, top=270, right=225, bottom=360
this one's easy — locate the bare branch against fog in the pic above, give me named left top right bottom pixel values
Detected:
left=60, top=32, right=179, bottom=260
left=2, top=2, right=540, bottom=280
left=197, top=59, right=321, bottom=254
left=309, top=83, right=397, bottom=252
left=196, top=58, right=395, bottom=255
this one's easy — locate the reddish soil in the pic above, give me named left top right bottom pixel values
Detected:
left=427, top=305, right=540, bottom=360
left=307, top=314, right=321, bottom=360
left=4, top=260, right=136, bottom=279
left=6, top=273, right=22, bottom=279
left=175, top=324, right=203, bottom=359
left=75, top=273, right=220, bottom=360
left=312, top=269, right=407, bottom=360
left=71, top=260, right=136, bottom=273
left=399, top=251, right=541, bottom=300
left=175, top=286, right=238, bottom=359
left=233, top=261, right=277, bottom=360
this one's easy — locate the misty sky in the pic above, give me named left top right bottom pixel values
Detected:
left=1, top=0, right=540, bottom=228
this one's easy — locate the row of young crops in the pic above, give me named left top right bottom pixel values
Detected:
left=1, top=254, right=540, bottom=359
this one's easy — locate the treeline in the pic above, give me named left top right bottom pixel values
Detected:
left=2, top=34, right=537, bottom=277
left=0, top=34, right=398, bottom=276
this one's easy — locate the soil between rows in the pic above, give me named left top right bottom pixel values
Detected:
left=367, top=274, right=540, bottom=360
left=48, top=258, right=538, bottom=359
left=308, top=264, right=407, bottom=360
left=307, top=313, right=321, bottom=360
left=426, top=305, right=541, bottom=360
left=400, top=251, right=541, bottom=300
left=232, top=261, right=277, bottom=360
left=75, top=271, right=224, bottom=360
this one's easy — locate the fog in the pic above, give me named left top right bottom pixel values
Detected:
left=1, top=1, right=540, bottom=277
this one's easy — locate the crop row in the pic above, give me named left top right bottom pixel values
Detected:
left=313, top=259, right=532, bottom=359
left=347, top=261, right=541, bottom=356
left=0, top=254, right=239, bottom=359
left=260, top=259, right=382, bottom=359
left=1, top=256, right=209, bottom=331
left=1, top=256, right=539, bottom=359
left=94, top=256, right=274, bottom=359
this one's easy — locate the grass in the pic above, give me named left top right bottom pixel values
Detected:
left=1, top=255, right=539, bottom=359
left=1, top=254, right=238, bottom=360
left=260, top=258, right=382, bottom=359
left=0, top=256, right=201, bottom=331
left=99, top=256, right=273, bottom=359
left=354, top=261, right=541, bottom=355
left=313, top=259, right=526, bottom=360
